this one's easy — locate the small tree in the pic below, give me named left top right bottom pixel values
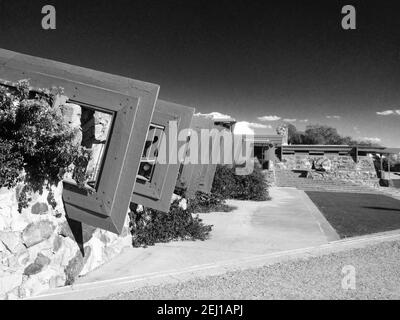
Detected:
left=303, top=124, right=343, bottom=145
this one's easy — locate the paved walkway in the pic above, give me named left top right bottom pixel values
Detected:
left=34, top=187, right=338, bottom=299
left=104, top=236, right=400, bottom=300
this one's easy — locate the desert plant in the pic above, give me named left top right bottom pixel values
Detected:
left=211, top=164, right=270, bottom=201
left=129, top=199, right=213, bottom=247
left=0, top=80, right=91, bottom=211
left=187, top=191, right=236, bottom=213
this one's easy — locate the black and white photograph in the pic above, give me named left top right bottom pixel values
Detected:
left=1, top=0, right=400, bottom=308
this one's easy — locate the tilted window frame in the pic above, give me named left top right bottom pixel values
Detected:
left=134, top=110, right=176, bottom=200
left=179, top=115, right=214, bottom=198
left=0, top=49, right=159, bottom=234
left=193, top=121, right=229, bottom=194
left=131, top=100, right=194, bottom=212
left=174, top=114, right=204, bottom=192
left=193, top=123, right=225, bottom=193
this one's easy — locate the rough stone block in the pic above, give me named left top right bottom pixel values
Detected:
left=64, top=246, right=92, bottom=285
left=59, top=220, right=96, bottom=243
left=79, top=238, right=103, bottom=276
left=22, top=220, right=56, bottom=248
left=9, top=214, right=29, bottom=232
left=35, top=252, right=51, bottom=267
left=52, top=235, right=63, bottom=252
left=16, top=250, right=30, bottom=268
left=20, top=267, right=59, bottom=297
left=31, top=202, right=49, bottom=215
left=0, top=231, right=22, bottom=253
left=0, top=240, right=7, bottom=253
left=23, top=262, right=44, bottom=276
left=23, top=252, right=51, bottom=276
left=49, top=274, right=66, bottom=289
left=0, top=214, right=7, bottom=231
left=50, top=236, right=79, bottom=267
left=0, top=272, right=23, bottom=296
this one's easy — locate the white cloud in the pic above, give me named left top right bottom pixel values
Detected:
left=247, top=122, right=272, bottom=129
left=196, top=111, right=234, bottom=120
left=283, top=118, right=297, bottom=122
left=361, top=137, right=381, bottom=144
left=233, top=121, right=255, bottom=135
left=233, top=121, right=272, bottom=135
left=326, top=115, right=341, bottom=119
left=376, top=110, right=400, bottom=116
left=257, top=115, right=281, bottom=121
left=299, top=119, right=309, bottom=123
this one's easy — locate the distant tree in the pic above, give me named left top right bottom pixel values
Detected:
left=280, top=123, right=381, bottom=146
left=303, top=124, right=343, bottom=145
left=282, top=123, right=304, bottom=144
left=341, top=136, right=356, bottom=145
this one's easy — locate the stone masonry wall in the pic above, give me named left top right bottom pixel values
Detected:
left=0, top=97, right=131, bottom=300
left=0, top=183, right=131, bottom=299
left=276, top=154, right=379, bottom=186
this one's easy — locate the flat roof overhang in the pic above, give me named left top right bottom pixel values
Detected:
left=381, top=148, right=400, bottom=154
left=245, top=135, right=284, bottom=145
left=281, top=145, right=399, bottom=154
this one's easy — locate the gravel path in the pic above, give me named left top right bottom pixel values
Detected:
left=103, top=240, right=400, bottom=300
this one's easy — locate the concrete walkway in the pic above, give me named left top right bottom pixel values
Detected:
left=34, top=187, right=339, bottom=299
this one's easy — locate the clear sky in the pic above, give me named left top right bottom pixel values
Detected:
left=1, top=0, right=400, bottom=146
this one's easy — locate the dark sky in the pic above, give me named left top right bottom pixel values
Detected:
left=1, top=0, right=400, bottom=146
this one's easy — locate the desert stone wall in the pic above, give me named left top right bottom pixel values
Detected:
left=0, top=100, right=131, bottom=300
left=276, top=154, right=379, bottom=186
left=0, top=184, right=131, bottom=299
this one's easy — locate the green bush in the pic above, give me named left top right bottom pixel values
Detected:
left=0, top=80, right=90, bottom=211
left=211, top=164, right=270, bottom=201
left=129, top=199, right=213, bottom=247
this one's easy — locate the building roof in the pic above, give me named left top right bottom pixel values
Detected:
left=244, top=134, right=284, bottom=145
left=382, top=148, right=400, bottom=154
left=281, top=144, right=400, bottom=154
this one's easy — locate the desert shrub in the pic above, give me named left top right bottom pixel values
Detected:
left=129, top=199, right=213, bottom=247
left=187, top=191, right=236, bottom=213
left=0, top=140, right=24, bottom=188
left=211, top=165, right=237, bottom=198
left=0, top=80, right=90, bottom=211
left=211, top=164, right=270, bottom=201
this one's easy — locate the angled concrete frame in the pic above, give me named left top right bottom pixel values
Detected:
left=181, top=115, right=214, bottom=198
left=175, top=115, right=206, bottom=193
left=131, top=100, right=194, bottom=212
left=196, top=121, right=232, bottom=194
left=0, top=49, right=159, bottom=234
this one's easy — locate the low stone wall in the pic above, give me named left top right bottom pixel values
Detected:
left=0, top=183, right=131, bottom=299
left=276, top=154, right=378, bottom=186
left=309, top=170, right=380, bottom=187
left=279, top=154, right=355, bottom=171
